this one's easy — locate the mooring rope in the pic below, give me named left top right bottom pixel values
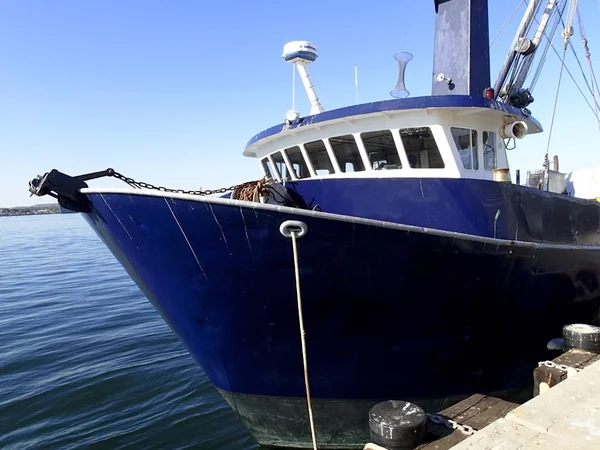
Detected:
left=279, top=220, right=317, bottom=450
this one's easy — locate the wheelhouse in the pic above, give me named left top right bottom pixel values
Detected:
left=243, top=97, right=543, bottom=183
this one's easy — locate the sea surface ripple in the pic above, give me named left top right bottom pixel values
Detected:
left=0, top=214, right=257, bottom=450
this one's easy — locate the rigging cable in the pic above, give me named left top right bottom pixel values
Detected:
left=555, top=1, right=600, bottom=104
left=503, top=0, right=539, bottom=94
left=576, top=5, right=600, bottom=133
left=541, top=43, right=598, bottom=119
left=502, top=0, right=599, bottom=122
left=544, top=0, right=575, bottom=166
left=527, top=5, right=600, bottom=120
left=557, top=4, right=600, bottom=127
left=490, top=0, right=527, bottom=48
left=544, top=45, right=567, bottom=164
left=561, top=18, right=600, bottom=105
left=529, top=0, right=567, bottom=91
left=506, top=12, right=538, bottom=91
left=563, top=0, right=578, bottom=38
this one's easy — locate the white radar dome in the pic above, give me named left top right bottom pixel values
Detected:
left=282, top=41, right=318, bottom=64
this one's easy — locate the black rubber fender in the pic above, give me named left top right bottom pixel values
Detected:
left=562, top=323, right=600, bottom=353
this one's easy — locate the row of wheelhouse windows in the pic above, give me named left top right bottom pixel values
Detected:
left=260, top=127, right=498, bottom=179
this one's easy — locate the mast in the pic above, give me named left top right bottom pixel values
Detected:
left=493, top=0, right=543, bottom=99
left=432, top=0, right=490, bottom=97
left=494, top=0, right=586, bottom=110
left=508, top=0, right=558, bottom=93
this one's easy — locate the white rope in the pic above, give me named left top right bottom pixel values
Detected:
left=290, top=230, right=318, bottom=450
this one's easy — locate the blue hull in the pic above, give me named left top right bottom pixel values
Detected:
left=80, top=178, right=600, bottom=448
left=287, top=177, right=600, bottom=244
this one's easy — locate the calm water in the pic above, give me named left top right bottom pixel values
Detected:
left=0, top=214, right=257, bottom=450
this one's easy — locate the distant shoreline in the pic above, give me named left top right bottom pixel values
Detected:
left=0, top=203, right=77, bottom=217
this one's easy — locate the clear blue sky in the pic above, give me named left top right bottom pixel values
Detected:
left=1, top=0, right=600, bottom=207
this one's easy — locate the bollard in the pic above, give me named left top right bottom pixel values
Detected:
left=562, top=323, right=600, bottom=353
left=368, top=400, right=426, bottom=450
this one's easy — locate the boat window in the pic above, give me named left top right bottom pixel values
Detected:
left=329, top=135, right=365, bottom=172
left=284, top=146, right=310, bottom=179
left=361, top=130, right=402, bottom=170
left=305, top=140, right=335, bottom=175
left=451, top=128, right=479, bottom=170
left=399, top=127, right=445, bottom=168
left=483, top=131, right=496, bottom=171
left=261, top=157, right=275, bottom=179
left=271, top=151, right=293, bottom=180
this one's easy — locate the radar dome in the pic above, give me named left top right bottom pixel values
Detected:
left=282, top=41, right=318, bottom=64
left=282, top=40, right=324, bottom=116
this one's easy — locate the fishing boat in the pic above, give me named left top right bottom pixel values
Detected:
left=29, top=0, right=600, bottom=448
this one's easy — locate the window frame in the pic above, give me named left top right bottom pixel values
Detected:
left=328, top=134, right=367, bottom=173
left=261, top=157, right=275, bottom=179
left=271, top=150, right=294, bottom=181
left=482, top=131, right=497, bottom=171
left=304, top=139, right=337, bottom=176
left=266, top=155, right=282, bottom=181
left=397, top=126, right=446, bottom=169
left=283, top=145, right=311, bottom=180
left=450, top=127, right=479, bottom=171
left=359, top=129, right=403, bottom=171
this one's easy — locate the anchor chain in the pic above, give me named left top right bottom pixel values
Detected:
left=538, top=360, right=582, bottom=373
left=426, top=413, right=477, bottom=436
left=28, top=167, right=269, bottom=211
left=108, top=169, right=262, bottom=197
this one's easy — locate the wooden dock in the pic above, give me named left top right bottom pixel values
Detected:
left=415, top=394, right=518, bottom=449
left=421, top=349, right=600, bottom=450
left=364, top=348, right=600, bottom=450
left=451, top=354, right=600, bottom=449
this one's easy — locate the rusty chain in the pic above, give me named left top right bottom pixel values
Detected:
left=108, top=169, right=263, bottom=197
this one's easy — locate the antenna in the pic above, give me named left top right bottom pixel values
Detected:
left=292, top=62, right=296, bottom=112
left=355, top=65, right=359, bottom=105
left=390, top=51, right=413, bottom=99
left=282, top=41, right=325, bottom=118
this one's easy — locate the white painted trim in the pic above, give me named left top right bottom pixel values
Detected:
left=267, top=155, right=282, bottom=182
left=352, top=132, right=373, bottom=171
left=259, top=158, right=269, bottom=178
left=481, top=130, right=498, bottom=171
left=79, top=187, right=600, bottom=251
left=390, top=128, right=410, bottom=169
left=299, top=143, right=317, bottom=177
left=257, top=109, right=524, bottom=181
left=287, top=168, right=460, bottom=180
left=244, top=107, right=542, bottom=159
left=439, top=126, right=493, bottom=180
left=247, top=110, right=438, bottom=158
left=429, top=124, right=462, bottom=177
left=280, top=149, right=297, bottom=181
left=496, top=135, right=510, bottom=171
left=323, top=138, right=342, bottom=174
